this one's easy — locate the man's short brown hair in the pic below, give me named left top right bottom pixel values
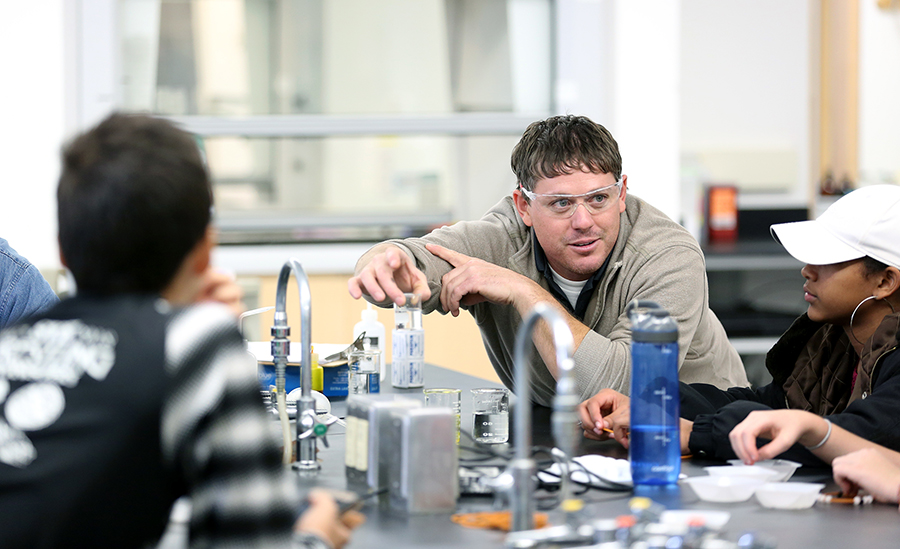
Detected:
left=510, top=115, right=622, bottom=191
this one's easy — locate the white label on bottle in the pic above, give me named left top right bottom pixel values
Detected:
left=391, top=329, right=423, bottom=359
left=391, top=358, right=424, bottom=388
left=392, top=328, right=424, bottom=388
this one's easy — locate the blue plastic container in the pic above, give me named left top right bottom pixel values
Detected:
left=258, top=361, right=348, bottom=397
left=321, top=364, right=349, bottom=397
left=628, top=300, right=680, bottom=486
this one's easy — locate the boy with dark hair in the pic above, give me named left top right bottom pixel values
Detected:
left=0, top=113, right=361, bottom=548
left=57, top=112, right=212, bottom=297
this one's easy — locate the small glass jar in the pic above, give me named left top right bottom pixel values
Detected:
left=471, top=388, right=509, bottom=444
left=348, top=349, right=381, bottom=395
left=424, top=387, right=461, bottom=444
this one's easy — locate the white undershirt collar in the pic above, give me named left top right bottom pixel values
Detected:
left=547, top=266, right=588, bottom=310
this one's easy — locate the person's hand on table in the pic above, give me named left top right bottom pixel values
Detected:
left=728, top=409, right=826, bottom=464
left=348, top=244, right=431, bottom=306
left=832, top=448, right=900, bottom=504
left=578, top=389, right=693, bottom=454
left=296, top=489, right=366, bottom=549
left=578, top=389, right=631, bottom=447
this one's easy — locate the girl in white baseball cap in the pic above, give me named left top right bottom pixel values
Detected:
left=671, top=185, right=900, bottom=465
left=771, top=184, right=900, bottom=343
left=724, top=186, right=900, bottom=503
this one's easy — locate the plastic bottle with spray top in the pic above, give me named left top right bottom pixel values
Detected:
left=353, top=303, right=387, bottom=381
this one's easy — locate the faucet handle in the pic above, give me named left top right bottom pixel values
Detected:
left=297, top=408, right=317, bottom=437
left=297, top=411, right=333, bottom=446
left=314, top=423, right=330, bottom=448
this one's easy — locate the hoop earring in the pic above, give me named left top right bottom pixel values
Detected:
left=849, top=296, right=897, bottom=346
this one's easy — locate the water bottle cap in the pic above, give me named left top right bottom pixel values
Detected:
left=628, top=300, right=678, bottom=343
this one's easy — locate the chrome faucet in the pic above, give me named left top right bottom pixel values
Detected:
left=271, top=258, right=319, bottom=472
left=509, top=302, right=580, bottom=533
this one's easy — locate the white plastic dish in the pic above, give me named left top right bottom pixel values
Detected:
left=727, top=459, right=802, bottom=482
left=286, top=388, right=332, bottom=415
left=754, top=482, right=825, bottom=509
left=683, top=476, right=764, bottom=503
left=705, top=465, right=781, bottom=482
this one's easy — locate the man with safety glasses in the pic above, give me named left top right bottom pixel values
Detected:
left=349, top=115, right=748, bottom=406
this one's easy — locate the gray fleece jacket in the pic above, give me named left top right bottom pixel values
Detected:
left=383, top=194, right=748, bottom=406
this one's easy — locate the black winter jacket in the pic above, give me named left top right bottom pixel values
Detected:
left=682, top=313, right=900, bottom=465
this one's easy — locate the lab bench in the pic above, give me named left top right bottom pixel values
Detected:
left=157, top=364, right=899, bottom=549
left=303, top=365, right=899, bottom=549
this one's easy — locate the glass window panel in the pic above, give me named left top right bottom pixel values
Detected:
left=206, top=134, right=518, bottom=243
left=118, top=0, right=553, bottom=116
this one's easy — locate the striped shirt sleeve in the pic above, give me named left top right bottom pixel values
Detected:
left=160, top=303, right=305, bottom=549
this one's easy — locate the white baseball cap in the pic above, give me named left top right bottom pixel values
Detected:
left=770, top=185, right=900, bottom=269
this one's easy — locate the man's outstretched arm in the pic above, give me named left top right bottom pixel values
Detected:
left=348, top=243, right=431, bottom=306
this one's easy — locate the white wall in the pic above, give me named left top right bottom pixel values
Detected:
left=556, top=0, right=681, bottom=223
left=859, top=2, right=900, bottom=187
left=680, top=0, right=813, bottom=208
left=610, top=1, right=681, bottom=223
left=0, top=2, right=67, bottom=272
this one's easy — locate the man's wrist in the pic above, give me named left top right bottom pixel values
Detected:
left=511, top=275, right=553, bottom=315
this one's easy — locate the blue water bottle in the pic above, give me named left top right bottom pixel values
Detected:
left=627, top=300, right=680, bottom=485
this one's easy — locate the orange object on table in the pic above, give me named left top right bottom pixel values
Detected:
left=451, top=511, right=549, bottom=531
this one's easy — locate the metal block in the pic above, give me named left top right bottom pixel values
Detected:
left=345, top=394, right=421, bottom=494
left=386, top=407, right=459, bottom=514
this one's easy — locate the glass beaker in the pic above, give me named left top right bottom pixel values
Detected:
left=471, top=388, right=509, bottom=444
left=424, top=387, right=461, bottom=444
